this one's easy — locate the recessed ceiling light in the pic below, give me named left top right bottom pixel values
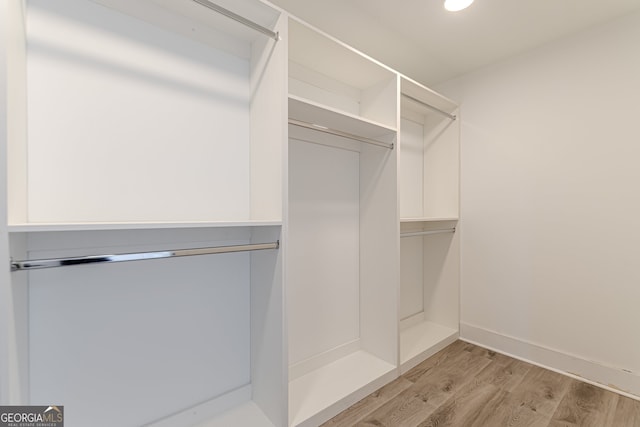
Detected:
left=444, top=0, right=474, bottom=12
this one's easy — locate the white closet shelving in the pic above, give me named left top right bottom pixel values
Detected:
left=287, top=18, right=398, bottom=427
left=1, top=2, right=461, bottom=426
left=3, top=0, right=286, bottom=425
left=398, top=78, right=460, bottom=374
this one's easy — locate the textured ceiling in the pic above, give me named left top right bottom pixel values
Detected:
left=269, top=0, right=640, bottom=86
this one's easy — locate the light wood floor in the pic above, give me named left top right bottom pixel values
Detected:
left=323, top=340, right=640, bottom=426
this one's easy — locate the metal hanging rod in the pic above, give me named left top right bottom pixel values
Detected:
left=402, top=94, right=457, bottom=121
left=288, top=119, right=394, bottom=150
left=192, top=0, right=279, bottom=41
left=10, top=241, right=279, bottom=272
left=400, top=229, right=455, bottom=238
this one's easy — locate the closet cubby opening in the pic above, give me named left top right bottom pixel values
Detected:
left=399, top=78, right=459, bottom=221
left=288, top=18, right=397, bottom=133
left=9, top=224, right=284, bottom=426
left=287, top=71, right=398, bottom=425
left=8, top=0, right=285, bottom=227
left=399, top=220, right=459, bottom=374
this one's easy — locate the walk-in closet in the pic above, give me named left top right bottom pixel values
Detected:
left=5, top=0, right=638, bottom=426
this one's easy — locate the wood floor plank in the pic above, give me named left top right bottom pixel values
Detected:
left=326, top=341, right=640, bottom=427
left=357, top=344, right=493, bottom=426
left=414, top=382, right=503, bottom=427
left=549, top=380, right=619, bottom=427
left=320, top=377, right=413, bottom=426
left=507, top=365, right=572, bottom=418
left=610, top=395, right=640, bottom=426
left=468, top=390, right=551, bottom=427
left=475, top=356, right=533, bottom=392
left=403, top=340, right=467, bottom=383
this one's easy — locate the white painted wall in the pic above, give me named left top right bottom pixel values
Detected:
left=437, top=11, right=640, bottom=395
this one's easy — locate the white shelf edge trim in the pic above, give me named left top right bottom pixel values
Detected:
left=7, top=220, right=282, bottom=232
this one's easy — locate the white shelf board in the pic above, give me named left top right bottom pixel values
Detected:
left=92, top=0, right=280, bottom=53
left=289, top=350, right=396, bottom=427
left=289, top=95, right=397, bottom=139
left=192, top=402, right=275, bottom=427
left=400, top=319, right=458, bottom=374
left=8, top=220, right=282, bottom=233
left=400, top=77, right=458, bottom=116
left=400, top=217, right=458, bottom=223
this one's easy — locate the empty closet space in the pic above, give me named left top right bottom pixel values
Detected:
left=286, top=18, right=399, bottom=427
left=5, top=0, right=286, bottom=426
left=398, top=78, right=460, bottom=373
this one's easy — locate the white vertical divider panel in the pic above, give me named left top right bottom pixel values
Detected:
left=358, top=74, right=399, bottom=366
left=0, top=0, right=11, bottom=403
left=250, top=225, right=286, bottom=426
left=249, top=13, right=287, bottom=426
left=359, top=140, right=399, bottom=366
left=2, top=0, right=29, bottom=405
left=250, top=13, right=286, bottom=222
left=6, top=0, right=26, bottom=225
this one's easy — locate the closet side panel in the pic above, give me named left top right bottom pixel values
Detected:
left=288, top=139, right=360, bottom=365
left=0, top=0, right=9, bottom=404
left=400, top=237, right=424, bottom=319
left=25, top=0, right=251, bottom=223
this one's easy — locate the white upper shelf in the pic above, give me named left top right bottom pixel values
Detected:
left=289, top=95, right=396, bottom=140
left=8, top=220, right=282, bottom=233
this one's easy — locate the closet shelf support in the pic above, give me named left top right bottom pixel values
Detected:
left=288, top=119, right=394, bottom=150
left=10, top=241, right=280, bottom=272
left=400, top=229, right=455, bottom=238
left=192, top=0, right=280, bottom=41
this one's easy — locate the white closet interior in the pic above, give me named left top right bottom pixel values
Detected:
left=1, top=2, right=460, bottom=426
left=399, top=78, right=460, bottom=373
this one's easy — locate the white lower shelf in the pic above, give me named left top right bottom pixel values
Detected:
left=289, top=350, right=396, bottom=427
left=193, top=402, right=275, bottom=427
left=149, top=385, right=275, bottom=427
left=400, top=318, right=458, bottom=374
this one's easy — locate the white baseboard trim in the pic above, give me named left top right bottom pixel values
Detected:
left=460, top=322, right=640, bottom=401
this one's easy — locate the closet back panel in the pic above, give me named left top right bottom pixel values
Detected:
left=24, top=0, right=251, bottom=222
left=28, top=241, right=252, bottom=426
left=288, top=139, right=360, bottom=365
left=423, top=231, right=459, bottom=328
left=423, top=116, right=459, bottom=218
left=400, top=236, right=424, bottom=320
left=400, top=118, right=425, bottom=218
